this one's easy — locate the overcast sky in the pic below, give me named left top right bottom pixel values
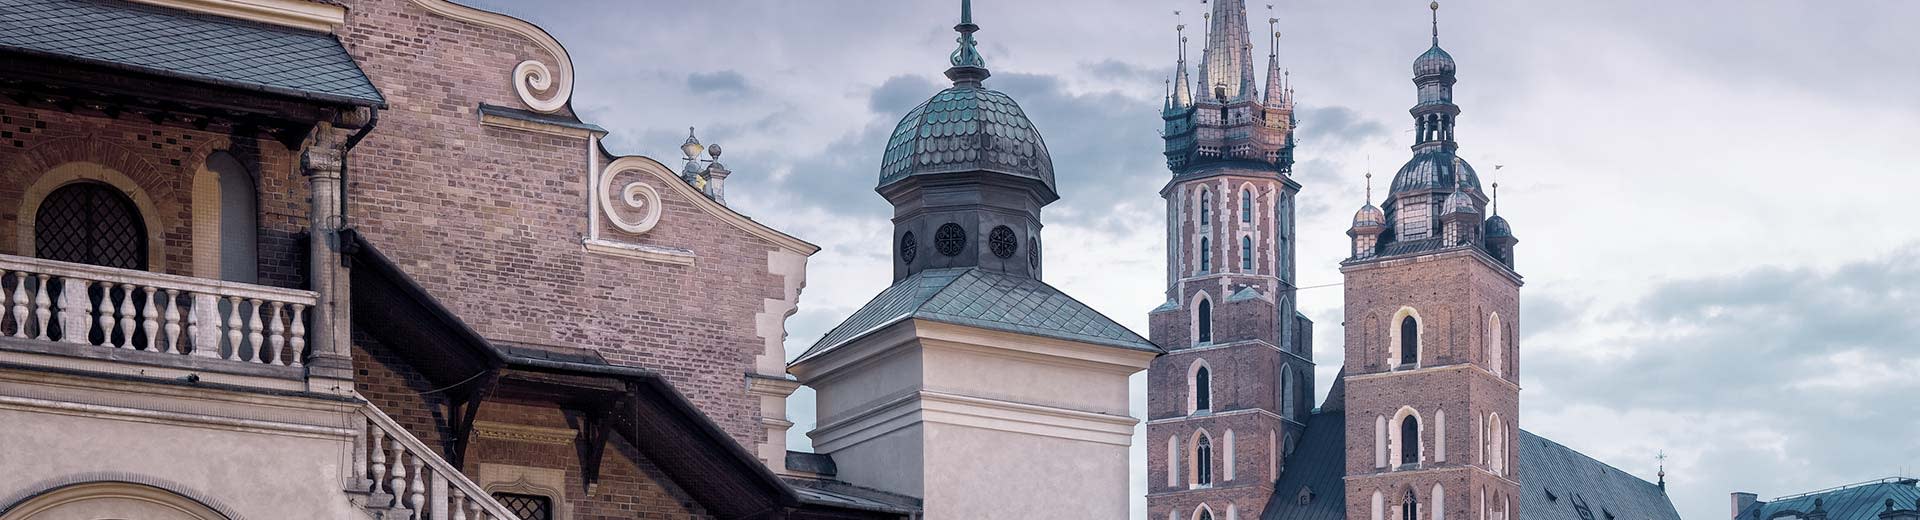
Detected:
left=464, top=1, right=1920, bottom=518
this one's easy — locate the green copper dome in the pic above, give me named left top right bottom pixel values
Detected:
left=877, top=83, right=1055, bottom=193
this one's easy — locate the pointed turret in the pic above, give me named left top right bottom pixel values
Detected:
left=1171, top=19, right=1193, bottom=110
left=1262, top=8, right=1286, bottom=107
left=1197, top=0, right=1258, bottom=102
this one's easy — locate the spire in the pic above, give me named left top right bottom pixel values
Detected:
left=1430, top=1, right=1441, bottom=47
left=945, top=0, right=989, bottom=86
left=1365, top=171, right=1373, bottom=204
left=1172, top=13, right=1193, bottom=108
left=1490, top=182, right=1500, bottom=215
left=1197, top=0, right=1258, bottom=102
left=1656, top=451, right=1668, bottom=491
left=1263, top=5, right=1285, bottom=107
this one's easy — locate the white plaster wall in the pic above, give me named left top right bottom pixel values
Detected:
left=815, top=423, right=926, bottom=500
left=921, top=341, right=1134, bottom=415
left=923, top=422, right=1131, bottom=519
left=0, top=406, right=359, bottom=519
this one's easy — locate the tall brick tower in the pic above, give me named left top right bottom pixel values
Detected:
left=1340, top=4, right=1522, bottom=520
left=1145, top=2, right=1313, bottom=519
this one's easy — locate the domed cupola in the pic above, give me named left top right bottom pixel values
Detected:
left=880, top=0, right=1057, bottom=283
left=877, top=1, right=1055, bottom=200
left=1354, top=203, right=1386, bottom=227
left=1389, top=147, right=1480, bottom=196
left=1414, top=44, right=1455, bottom=78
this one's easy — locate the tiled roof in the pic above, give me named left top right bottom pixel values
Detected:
left=879, top=84, right=1055, bottom=194
left=794, top=268, right=1159, bottom=364
left=0, top=0, right=383, bottom=106
left=1740, top=479, right=1920, bottom=520
left=1260, top=404, right=1680, bottom=520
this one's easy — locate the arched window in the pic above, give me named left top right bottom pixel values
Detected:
left=1404, top=489, right=1420, bottom=520
left=1400, top=415, right=1420, bottom=466
left=1195, top=434, right=1213, bottom=486
left=35, top=181, right=148, bottom=270
left=1194, top=365, right=1212, bottom=412
left=1196, top=299, right=1213, bottom=344
left=1280, top=364, right=1296, bottom=419
left=1224, top=429, right=1237, bottom=481
left=1200, top=191, right=1212, bottom=222
left=1374, top=415, right=1388, bottom=468
left=1167, top=435, right=1181, bottom=486
left=1200, top=236, right=1212, bottom=272
left=1372, top=491, right=1386, bottom=520
left=209, top=152, right=258, bottom=283
left=1240, top=189, right=1253, bottom=222
left=1399, top=315, right=1419, bottom=366
left=1197, top=506, right=1215, bottom=520
left=1240, top=236, right=1253, bottom=270
left=1432, top=484, right=1446, bottom=520
left=1487, top=413, right=1507, bottom=476
left=1486, top=313, right=1504, bottom=378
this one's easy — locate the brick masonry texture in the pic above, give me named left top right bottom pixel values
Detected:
left=0, top=102, right=308, bottom=287
left=333, top=0, right=798, bottom=454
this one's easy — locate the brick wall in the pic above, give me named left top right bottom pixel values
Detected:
left=335, top=0, right=802, bottom=452
left=0, top=102, right=307, bottom=286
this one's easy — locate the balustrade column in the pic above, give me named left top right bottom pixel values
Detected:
left=35, top=274, right=54, bottom=342
left=429, top=469, right=448, bottom=520
left=58, top=278, right=89, bottom=344
left=450, top=488, right=467, bottom=520
left=288, top=304, right=307, bottom=367
left=8, top=271, right=25, bottom=339
left=161, top=289, right=182, bottom=354
left=225, top=296, right=244, bottom=360
left=115, top=283, right=135, bottom=348
left=407, top=456, right=426, bottom=513
left=369, top=426, right=389, bottom=496
left=246, top=299, right=265, bottom=363
left=388, top=437, right=407, bottom=507
left=95, top=285, right=115, bottom=346
left=141, top=286, right=159, bottom=351
left=267, top=301, right=285, bottom=365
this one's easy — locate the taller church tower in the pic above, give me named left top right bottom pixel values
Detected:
left=1146, top=2, right=1312, bottom=519
left=1341, top=4, right=1522, bottom=520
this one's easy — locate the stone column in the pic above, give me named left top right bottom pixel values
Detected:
left=301, top=110, right=368, bottom=391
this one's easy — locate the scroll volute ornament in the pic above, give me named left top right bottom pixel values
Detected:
left=601, top=166, right=662, bottom=235
left=514, top=59, right=571, bottom=114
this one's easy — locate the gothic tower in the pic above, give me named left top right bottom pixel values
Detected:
left=1341, top=4, right=1522, bottom=520
left=1146, top=2, right=1312, bottom=519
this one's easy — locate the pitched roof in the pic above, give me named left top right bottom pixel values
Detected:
left=0, top=0, right=383, bottom=106
left=1522, top=431, right=1684, bottom=520
left=1259, top=405, right=1680, bottom=520
left=1740, top=479, right=1920, bottom=520
left=794, top=268, right=1159, bottom=364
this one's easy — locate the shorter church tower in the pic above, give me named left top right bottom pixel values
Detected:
left=1341, top=4, right=1523, bottom=520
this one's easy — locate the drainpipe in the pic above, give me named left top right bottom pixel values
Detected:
left=337, top=108, right=378, bottom=233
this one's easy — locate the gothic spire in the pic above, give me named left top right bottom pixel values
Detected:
left=1172, top=13, right=1193, bottom=108
left=945, top=0, right=989, bottom=86
left=1197, top=0, right=1258, bottom=102
left=1262, top=5, right=1285, bottom=107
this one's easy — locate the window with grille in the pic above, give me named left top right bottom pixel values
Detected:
left=491, top=492, right=553, bottom=520
left=34, top=182, right=146, bottom=270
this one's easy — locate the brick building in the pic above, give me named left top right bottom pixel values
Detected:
left=1146, top=3, right=1685, bottom=520
left=0, top=0, right=913, bottom=518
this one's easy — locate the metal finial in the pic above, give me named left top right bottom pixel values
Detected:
left=1491, top=181, right=1500, bottom=215
left=948, top=0, right=986, bottom=72
left=680, top=126, right=703, bottom=161
left=1364, top=154, right=1373, bottom=204
left=1430, top=1, right=1441, bottom=46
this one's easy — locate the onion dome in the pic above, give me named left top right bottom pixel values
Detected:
left=876, top=1, right=1055, bottom=198
left=1414, top=45, right=1455, bottom=77
left=1484, top=214, right=1512, bottom=238
left=1353, top=203, right=1386, bottom=227
left=1443, top=189, right=1478, bottom=214
left=1391, top=147, right=1480, bottom=195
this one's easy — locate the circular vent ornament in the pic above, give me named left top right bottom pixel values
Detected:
left=934, top=223, right=967, bottom=257
left=900, top=231, right=918, bottom=263
left=989, top=226, right=1018, bottom=259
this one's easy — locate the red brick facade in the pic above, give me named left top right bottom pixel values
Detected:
left=1340, top=249, right=1521, bottom=520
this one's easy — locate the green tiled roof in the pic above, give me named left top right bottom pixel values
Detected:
left=1740, top=479, right=1920, bottom=520
left=0, top=0, right=384, bottom=106
left=794, top=268, right=1159, bottom=365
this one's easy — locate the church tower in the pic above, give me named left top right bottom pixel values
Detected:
left=1341, top=4, right=1522, bottom=520
left=790, top=2, right=1160, bottom=518
left=1146, top=2, right=1312, bottom=519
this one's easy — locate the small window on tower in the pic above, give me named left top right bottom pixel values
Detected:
left=1400, top=416, right=1420, bottom=466
left=1201, top=191, right=1213, bottom=222
left=1403, top=489, right=1419, bottom=520
left=1200, top=237, right=1212, bottom=272
left=1196, top=300, right=1213, bottom=344
left=1193, top=365, right=1212, bottom=412
left=1195, top=434, right=1213, bottom=486
left=1240, top=236, right=1253, bottom=270
left=1241, top=190, right=1253, bottom=222
left=1399, top=316, right=1419, bottom=366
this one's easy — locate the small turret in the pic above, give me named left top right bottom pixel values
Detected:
left=1483, top=182, right=1517, bottom=268
left=1349, top=173, right=1385, bottom=259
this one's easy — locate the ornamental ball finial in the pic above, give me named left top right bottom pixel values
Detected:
left=707, top=143, right=722, bottom=160
left=1431, top=1, right=1439, bottom=11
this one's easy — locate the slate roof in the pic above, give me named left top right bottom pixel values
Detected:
left=1738, top=478, right=1920, bottom=520
left=1260, top=408, right=1680, bottom=520
left=879, top=84, right=1056, bottom=195
left=0, top=0, right=384, bottom=106
left=793, top=268, right=1159, bottom=365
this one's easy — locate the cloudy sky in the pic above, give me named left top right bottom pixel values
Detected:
left=464, top=1, right=1919, bottom=518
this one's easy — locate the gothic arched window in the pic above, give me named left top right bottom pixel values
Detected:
left=35, top=182, right=147, bottom=270
left=1399, top=316, right=1419, bottom=366
left=1200, top=236, right=1213, bottom=272
left=1195, top=434, right=1213, bottom=486
left=1200, top=191, right=1213, bottom=223
left=1240, top=236, right=1253, bottom=270
left=1280, top=364, right=1296, bottom=419
left=1403, top=489, right=1420, bottom=520
left=1400, top=415, right=1420, bottom=466
left=1193, top=365, right=1212, bottom=412
left=1240, top=189, right=1253, bottom=223
left=1196, top=299, right=1213, bottom=344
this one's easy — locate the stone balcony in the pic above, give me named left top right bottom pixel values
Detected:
left=0, top=253, right=319, bottom=390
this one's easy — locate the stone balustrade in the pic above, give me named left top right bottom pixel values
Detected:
left=0, top=254, right=315, bottom=366
left=356, top=402, right=520, bottom=520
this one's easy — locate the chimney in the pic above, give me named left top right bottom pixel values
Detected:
left=1731, top=493, right=1759, bottom=519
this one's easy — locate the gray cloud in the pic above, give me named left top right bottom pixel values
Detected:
left=687, top=70, right=752, bottom=97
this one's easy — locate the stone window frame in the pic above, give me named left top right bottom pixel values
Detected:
left=1192, top=502, right=1216, bottom=520
left=1387, top=306, right=1424, bottom=370
left=1188, top=429, right=1214, bottom=488
left=1190, top=292, right=1214, bottom=346
left=1389, top=405, right=1424, bottom=470
left=1166, top=433, right=1181, bottom=487
left=1239, top=234, right=1254, bottom=271
left=477, top=463, right=571, bottom=520
left=17, top=162, right=167, bottom=272
left=1187, top=357, right=1213, bottom=414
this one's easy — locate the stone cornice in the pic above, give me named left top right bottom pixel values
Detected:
left=1345, top=362, right=1520, bottom=392
left=125, top=0, right=346, bottom=33
left=809, top=388, right=1138, bottom=452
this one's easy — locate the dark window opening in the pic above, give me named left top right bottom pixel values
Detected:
left=1193, top=366, right=1211, bottom=411
left=492, top=493, right=553, bottom=520
left=1399, top=316, right=1419, bottom=366
left=1400, top=416, right=1420, bottom=466
left=1240, top=236, right=1253, bottom=270
left=35, top=182, right=146, bottom=270
left=1195, top=435, right=1213, bottom=485
left=1403, top=489, right=1419, bottom=520
left=1196, top=300, right=1212, bottom=344
left=1200, top=237, right=1212, bottom=272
